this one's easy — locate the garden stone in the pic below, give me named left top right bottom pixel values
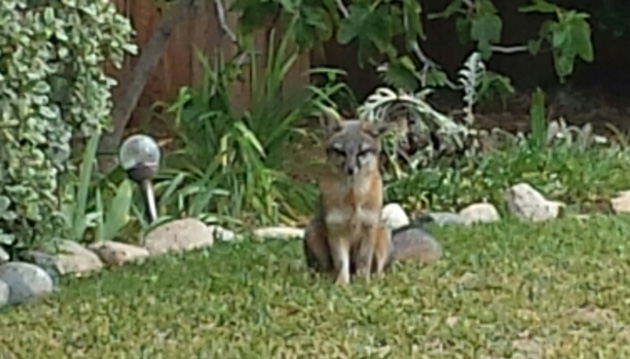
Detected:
left=424, top=212, right=469, bottom=226
left=380, top=203, right=409, bottom=230
left=0, top=262, right=53, bottom=305
left=207, top=225, right=236, bottom=241
left=144, top=218, right=214, bottom=255
left=0, top=247, right=9, bottom=263
left=504, top=183, right=564, bottom=222
left=89, top=241, right=150, bottom=266
left=28, top=240, right=103, bottom=276
left=610, top=191, right=630, bottom=214
left=0, top=280, right=8, bottom=308
left=254, top=226, right=305, bottom=240
left=459, top=203, right=500, bottom=225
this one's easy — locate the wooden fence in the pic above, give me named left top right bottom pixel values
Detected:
left=107, top=0, right=311, bottom=130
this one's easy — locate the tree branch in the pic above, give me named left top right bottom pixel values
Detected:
left=214, top=0, right=237, bottom=42
left=490, top=45, right=529, bottom=54
left=335, top=0, right=350, bottom=18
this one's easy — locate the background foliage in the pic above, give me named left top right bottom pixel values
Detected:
left=152, top=17, right=353, bottom=228
left=0, top=0, right=136, bottom=252
left=231, top=0, right=595, bottom=96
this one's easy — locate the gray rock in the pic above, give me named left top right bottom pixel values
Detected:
left=88, top=241, right=150, bottom=266
left=207, top=225, right=236, bottom=242
left=0, top=262, right=53, bottom=305
left=29, top=240, right=103, bottom=276
left=458, top=203, right=501, bottom=225
left=381, top=203, right=410, bottom=230
left=424, top=212, right=469, bottom=226
left=504, top=182, right=564, bottom=222
left=0, top=280, right=8, bottom=308
left=254, top=226, right=305, bottom=240
left=0, top=247, right=9, bottom=263
left=144, top=218, right=214, bottom=256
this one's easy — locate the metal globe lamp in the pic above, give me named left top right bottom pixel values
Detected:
left=119, top=134, right=161, bottom=223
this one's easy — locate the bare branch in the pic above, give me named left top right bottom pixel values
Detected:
left=411, top=42, right=461, bottom=90
left=490, top=45, right=529, bottom=54
left=214, top=0, right=237, bottom=42
left=411, top=42, right=437, bottom=68
left=335, top=0, right=350, bottom=18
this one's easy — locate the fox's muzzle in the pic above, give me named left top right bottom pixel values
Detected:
left=345, top=156, right=358, bottom=175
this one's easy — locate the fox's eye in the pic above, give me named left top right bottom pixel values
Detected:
left=357, top=148, right=375, bottom=158
left=330, top=147, right=346, bottom=156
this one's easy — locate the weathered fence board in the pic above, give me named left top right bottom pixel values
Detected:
left=107, top=0, right=311, bottom=130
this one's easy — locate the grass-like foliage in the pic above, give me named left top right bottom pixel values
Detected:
left=386, top=144, right=630, bottom=215
left=3, top=215, right=630, bottom=357
left=152, top=17, right=350, bottom=228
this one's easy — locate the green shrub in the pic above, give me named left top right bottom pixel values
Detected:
left=386, top=143, right=630, bottom=215
left=0, top=0, right=136, bottom=251
left=153, top=21, right=351, bottom=228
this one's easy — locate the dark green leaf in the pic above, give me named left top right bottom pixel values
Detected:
left=527, top=39, right=542, bottom=55
left=427, top=0, right=464, bottom=20
left=519, top=0, right=559, bottom=14
left=383, top=56, right=419, bottom=92
left=425, top=68, right=449, bottom=88
left=337, top=4, right=399, bottom=66
left=455, top=18, right=471, bottom=45
left=470, top=13, right=502, bottom=59
left=569, top=18, right=594, bottom=62
left=402, top=0, right=425, bottom=46
left=478, top=71, right=514, bottom=105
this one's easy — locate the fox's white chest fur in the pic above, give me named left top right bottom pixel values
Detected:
left=324, top=175, right=381, bottom=235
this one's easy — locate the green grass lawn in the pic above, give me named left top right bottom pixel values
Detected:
left=3, top=215, right=630, bottom=358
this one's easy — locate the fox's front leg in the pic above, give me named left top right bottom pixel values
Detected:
left=328, top=235, right=351, bottom=285
left=371, top=224, right=393, bottom=275
left=304, top=221, right=333, bottom=273
left=353, top=225, right=377, bottom=280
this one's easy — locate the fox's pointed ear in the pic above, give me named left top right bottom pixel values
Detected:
left=319, top=106, right=344, bottom=134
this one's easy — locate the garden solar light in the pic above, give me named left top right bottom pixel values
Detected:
left=119, top=134, right=161, bottom=223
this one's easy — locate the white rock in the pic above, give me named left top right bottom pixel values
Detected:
left=0, top=262, right=53, bottom=305
left=504, top=183, right=564, bottom=222
left=381, top=203, right=410, bottom=230
left=459, top=203, right=501, bottom=225
left=207, top=225, right=236, bottom=241
left=425, top=212, right=469, bottom=226
left=610, top=191, right=630, bottom=214
left=0, top=280, right=8, bottom=308
left=88, top=241, right=150, bottom=266
left=144, top=218, right=214, bottom=256
left=254, top=226, right=305, bottom=240
left=29, top=240, right=103, bottom=276
left=0, top=247, right=9, bottom=263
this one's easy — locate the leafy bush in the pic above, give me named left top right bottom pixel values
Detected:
left=386, top=144, right=630, bottom=215
left=0, top=0, right=136, bottom=251
left=231, top=0, right=595, bottom=100
left=59, top=133, right=135, bottom=248
left=384, top=85, right=629, bottom=215
left=153, top=21, right=352, bottom=228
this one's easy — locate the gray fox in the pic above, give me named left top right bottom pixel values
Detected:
left=302, top=109, right=442, bottom=285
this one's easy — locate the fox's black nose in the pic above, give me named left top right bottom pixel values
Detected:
left=346, top=166, right=357, bottom=175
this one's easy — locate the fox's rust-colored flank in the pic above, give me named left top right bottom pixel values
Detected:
left=303, top=109, right=443, bottom=285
